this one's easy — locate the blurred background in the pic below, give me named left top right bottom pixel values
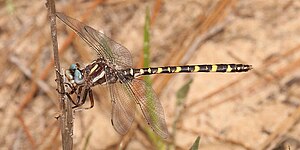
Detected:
left=1, top=0, right=300, bottom=149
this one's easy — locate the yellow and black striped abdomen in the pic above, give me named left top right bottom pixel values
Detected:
left=133, top=64, right=252, bottom=77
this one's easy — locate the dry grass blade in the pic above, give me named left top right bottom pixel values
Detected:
left=259, top=106, right=300, bottom=150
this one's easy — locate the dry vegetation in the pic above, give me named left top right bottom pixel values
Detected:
left=0, top=0, right=300, bottom=149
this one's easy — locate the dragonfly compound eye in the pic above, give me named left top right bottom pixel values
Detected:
left=70, top=64, right=77, bottom=70
left=74, top=69, right=84, bottom=84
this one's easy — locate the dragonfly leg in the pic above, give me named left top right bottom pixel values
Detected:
left=73, top=88, right=92, bottom=111
left=55, top=88, right=77, bottom=106
left=79, top=88, right=89, bottom=106
left=75, top=86, right=83, bottom=105
left=72, top=87, right=89, bottom=109
left=86, top=89, right=94, bottom=109
left=64, top=82, right=76, bottom=94
left=56, top=82, right=75, bottom=95
left=55, top=81, right=82, bottom=108
left=65, top=92, right=79, bottom=106
left=78, top=89, right=94, bottom=110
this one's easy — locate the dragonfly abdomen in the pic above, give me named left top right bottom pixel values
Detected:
left=133, top=64, right=252, bottom=77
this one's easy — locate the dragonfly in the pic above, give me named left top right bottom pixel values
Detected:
left=56, top=12, right=252, bottom=139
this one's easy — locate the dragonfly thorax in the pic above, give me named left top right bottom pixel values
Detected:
left=66, top=58, right=136, bottom=88
left=85, top=59, right=112, bottom=86
left=86, top=59, right=135, bottom=86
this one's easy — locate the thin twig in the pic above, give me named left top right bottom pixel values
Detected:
left=46, top=0, right=73, bottom=149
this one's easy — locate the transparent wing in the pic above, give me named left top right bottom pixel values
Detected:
left=56, top=12, right=133, bottom=68
left=122, top=79, right=169, bottom=139
left=84, top=27, right=133, bottom=69
left=109, top=81, right=136, bottom=135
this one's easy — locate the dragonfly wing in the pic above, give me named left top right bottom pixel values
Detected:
left=84, top=26, right=133, bottom=69
left=56, top=12, right=132, bottom=68
left=122, top=79, right=169, bottom=139
left=108, top=81, right=136, bottom=135
left=56, top=12, right=105, bottom=58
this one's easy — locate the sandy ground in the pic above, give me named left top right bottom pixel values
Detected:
left=0, top=0, right=300, bottom=149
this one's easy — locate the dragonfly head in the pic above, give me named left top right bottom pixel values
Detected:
left=65, top=63, right=84, bottom=85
